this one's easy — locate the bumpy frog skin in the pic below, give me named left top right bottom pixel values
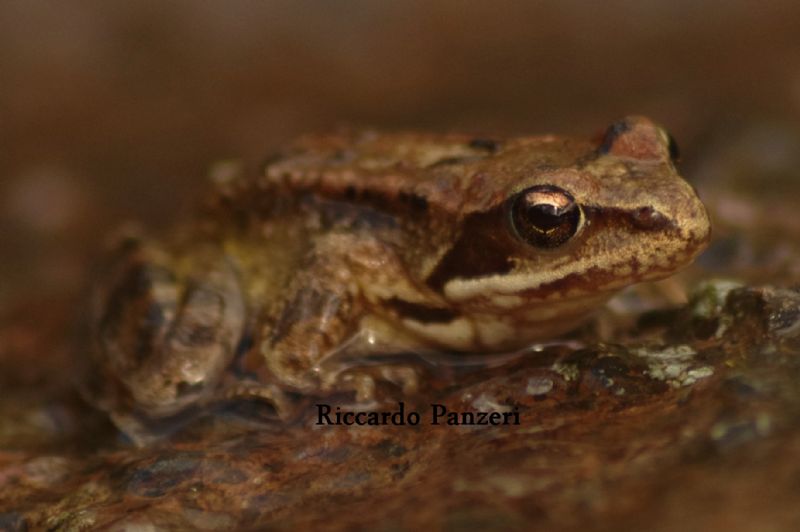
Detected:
left=86, top=117, right=710, bottom=429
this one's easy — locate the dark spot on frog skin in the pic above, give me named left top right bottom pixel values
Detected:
left=385, top=297, right=457, bottom=324
left=398, top=190, right=428, bottom=212
left=597, top=119, right=632, bottom=155
left=324, top=184, right=427, bottom=219
left=629, top=206, right=670, bottom=231
left=317, top=199, right=398, bottom=231
left=468, top=138, right=500, bottom=153
left=426, top=156, right=472, bottom=167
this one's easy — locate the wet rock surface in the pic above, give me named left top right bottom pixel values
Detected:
left=3, top=281, right=800, bottom=530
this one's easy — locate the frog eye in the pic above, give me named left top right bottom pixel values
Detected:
left=509, top=185, right=583, bottom=248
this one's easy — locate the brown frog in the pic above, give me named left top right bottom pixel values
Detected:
left=85, top=116, right=710, bottom=436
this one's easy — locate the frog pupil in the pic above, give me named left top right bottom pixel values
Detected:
left=525, top=203, right=569, bottom=231
left=510, top=185, right=581, bottom=248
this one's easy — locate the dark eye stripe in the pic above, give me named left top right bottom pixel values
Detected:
left=426, top=206, right=516, bottom=292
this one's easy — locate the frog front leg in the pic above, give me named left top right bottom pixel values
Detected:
left=235, top=233, right=423, bottom=413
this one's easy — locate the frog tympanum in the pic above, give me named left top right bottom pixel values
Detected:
left=85, top=116, right=710, bottom=434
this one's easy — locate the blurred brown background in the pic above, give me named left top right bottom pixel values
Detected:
left=2, top=0, right=800, bottom=306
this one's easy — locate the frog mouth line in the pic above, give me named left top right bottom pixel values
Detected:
left=442, top=237, right=704, bottom=303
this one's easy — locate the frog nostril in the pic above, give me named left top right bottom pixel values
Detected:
left=630, top=206, right=669, bottom=230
